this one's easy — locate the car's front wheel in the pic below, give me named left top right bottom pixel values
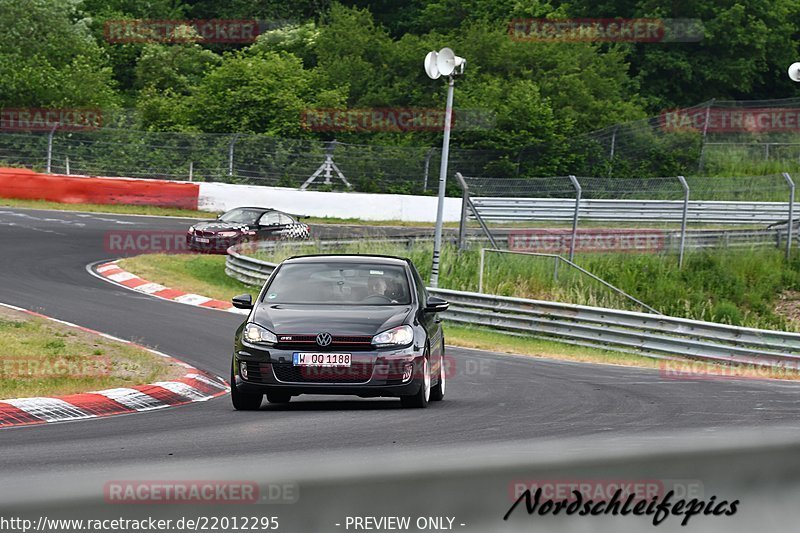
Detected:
left=230, top=365, right=263, bottom=410
left=430, top=350, right=445, bottom=402
left=400, top=356, right=430, bottom=409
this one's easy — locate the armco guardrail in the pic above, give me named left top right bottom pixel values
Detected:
left=470, top=197, right=794, bottom=224
left=226, top=244, right=800, bottom=366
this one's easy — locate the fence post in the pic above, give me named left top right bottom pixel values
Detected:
left=423, top=147, right=435, bottom=192
left=697, top=99, right=714, bottom=172
left=46, top=124, right=58, bottom=174
left=608, top=126, right=618, bottom=178
left=567, top=175, right=581, bottom=262
left=456, top=172, right=469, bottom=251
left=478, top=248, right=486, bottom=293
left=677, top=175, right=690, bottom=268
left=455, top=172, right=499, bottom=250
left=783, top=172, right=795, bottom=259
left=228, top=134, right=240, bottom=177
left=189, top=161, right=194, bottom=182
left=65, top=156, right=70, bottom=175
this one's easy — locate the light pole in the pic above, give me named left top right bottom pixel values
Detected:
left=425, top=47, right=466, bottom=287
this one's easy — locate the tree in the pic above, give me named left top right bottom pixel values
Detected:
left=177, top=50, right=346, bottom=136
left=562, top=0, right=800, bottom=109
left=0, top=0, right=119, bottom=108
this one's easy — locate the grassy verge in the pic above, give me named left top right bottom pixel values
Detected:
left=442, top=324, right=663, bottom=369
left=118, top=254, right=253, bottom=302
left=0, top=306, right=185, bottom=399
left=0, top=197, right=217, bottom=218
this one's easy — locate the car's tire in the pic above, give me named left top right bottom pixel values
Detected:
left=400, top=356, right=430, bottom=409
left=230, top=366, right=263, bottom=411
left=266, top=391, right=291, bottom=404
left=430, top=347, right=445, bottom=402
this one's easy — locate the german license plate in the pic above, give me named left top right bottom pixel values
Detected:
left=293, top=353, right=351, bottom=367
left=195, top=237, right=210, bottom=243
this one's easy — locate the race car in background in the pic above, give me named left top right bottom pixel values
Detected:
left=187, top=207, right=310, bottom=253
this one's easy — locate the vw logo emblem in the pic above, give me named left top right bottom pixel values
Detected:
left=316, top=332, right=332, bottom=347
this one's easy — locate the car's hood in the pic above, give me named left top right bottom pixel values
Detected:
left=252, top=304, right=413, bottom=336
left=192, top=220, right=251, bottom=232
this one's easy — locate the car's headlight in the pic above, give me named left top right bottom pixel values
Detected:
left=372, top=325, right=414, bottom=347
left=243, top=323, right=277, bottom=345
left=188, top=226, right=195, bottom=232
left=218, top=231, right=239, bottom=237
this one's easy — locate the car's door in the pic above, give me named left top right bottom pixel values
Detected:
left=255, top=211, right=285, bottom=240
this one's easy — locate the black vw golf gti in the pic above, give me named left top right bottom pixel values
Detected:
left=230, top=255, right=449, bottom=409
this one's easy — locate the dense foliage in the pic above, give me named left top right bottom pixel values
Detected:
left=1, top=0, right=799, bottom=177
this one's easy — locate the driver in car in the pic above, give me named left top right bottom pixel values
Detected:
left=367, top=276, right=388, bottom=297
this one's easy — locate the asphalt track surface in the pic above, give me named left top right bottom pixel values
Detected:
left=3, top=206, right=800, bottom=479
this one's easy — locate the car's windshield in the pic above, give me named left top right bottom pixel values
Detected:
left=219, top=208, right=264, bottom=225
left=264, top=262, right=411, bottom=305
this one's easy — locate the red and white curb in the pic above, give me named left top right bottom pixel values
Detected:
left=0, top=303, right=229, bottom=429
left=91, top=260, right=248, bottom=315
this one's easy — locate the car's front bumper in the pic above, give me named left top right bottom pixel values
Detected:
left=186, top=234, right=242, bottom=254
left=233, top=345, right=425, bottom=398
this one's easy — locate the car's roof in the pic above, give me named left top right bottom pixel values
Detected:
left=283, top=254, right=409, bottom=266
left=228, top=206, right=278, bottom=212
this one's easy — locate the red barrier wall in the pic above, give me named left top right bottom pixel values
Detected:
left=0, top=168, right=199, bottom=210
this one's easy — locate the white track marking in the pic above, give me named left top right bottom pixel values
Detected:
left=3, top=398, right=94, bottom=422
left=174, top=294, right=212, bottom=306
left=90, top=388, right=169, bottom=411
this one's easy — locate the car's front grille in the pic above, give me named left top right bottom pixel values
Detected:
left=272, top=362, right=374, bottom=384
left=275, top=334, right=374, bottom=351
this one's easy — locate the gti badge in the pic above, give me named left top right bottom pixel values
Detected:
left=316, top=332, right=332, bottom=347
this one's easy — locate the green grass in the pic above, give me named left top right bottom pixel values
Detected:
left=703, top=144, right=800, bottom=183
left=119, top=254, right=253, bottom=302
left=0, top=306, right=184, bottom=399
left=443, top=324, right=663, bottom=368
left=0, top=197, right=217, bottom=218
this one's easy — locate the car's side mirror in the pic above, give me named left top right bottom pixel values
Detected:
left=424, top=296, right=449, bottom=313
left=232, top=294, right=253, bottom=309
